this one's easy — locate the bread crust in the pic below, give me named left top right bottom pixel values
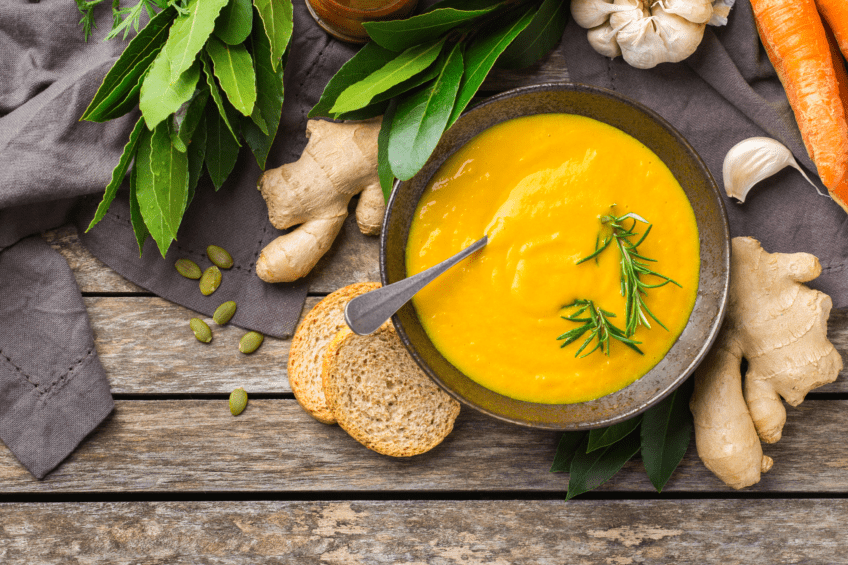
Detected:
left=322, top=324, right=461, bottom=457
left=288, top=282, right=380, bottom=424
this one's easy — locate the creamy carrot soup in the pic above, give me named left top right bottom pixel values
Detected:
left=406, top=114, right=700, bottom=404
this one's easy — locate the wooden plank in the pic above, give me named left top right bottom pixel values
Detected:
left=1, top=399, right=847, bottom=493
left=86, top=297, right=322, bottom=394
left=42, top=215, right=381, bottom=296
left=0, top=499, right=842, bottom=564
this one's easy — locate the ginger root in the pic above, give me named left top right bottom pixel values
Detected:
left=256, top=118, right=384, bottom=283
left=690, top=237, right=843, bottom=489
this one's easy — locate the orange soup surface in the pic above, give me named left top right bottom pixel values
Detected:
left=406, top=114, right=700, bottom=404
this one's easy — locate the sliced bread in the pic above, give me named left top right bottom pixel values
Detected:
left=322, top=324, right=461, bottom=457
left=288, top=282, right=380, bottom=424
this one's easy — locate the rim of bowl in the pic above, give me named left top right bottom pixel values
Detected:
left=380, top=82, right=730, bottom=430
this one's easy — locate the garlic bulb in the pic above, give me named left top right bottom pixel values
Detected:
left=722, top=137, right=824, bottom=203
left=571, top=0, right=726, bottom=69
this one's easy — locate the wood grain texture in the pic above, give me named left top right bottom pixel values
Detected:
left=2, top=399, right=848, bottom=493
left=0, top=499, right=844, bottom=564
left=87, top=297, right=323, bottom=394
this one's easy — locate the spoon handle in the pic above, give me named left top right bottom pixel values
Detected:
left=344, top=236, right=488, bottom=335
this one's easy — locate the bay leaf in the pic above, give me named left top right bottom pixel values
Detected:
left=201, top=52, right=241, bottom=143
left=587, top=415, right=642, bottom=453
left=136, top=122, right=190, bottom=257
left=241, top=10, right=284, bottom=169
left=566, top=429, right=640, bottom=500
left=424, top=0, right=507, bottom=11
left=446, top=6, right=535, bottom=128
left=640, top=378, right=694, bottom=493
left=253, top=0, right=293, bottom=71
left=84, top=48, right=160, bottom=122
left=187, top=107, right=208, bottom=207
left=214, top=0, right=253, bottom=45
left=377, top=98, right=398, bottom=200
left=331, top=38, right=446, bottom=115
left=165, top=0, right=230, bottom=82
left=335, top=100, right=390, bottom=122
left=86, top=116, right=147, bottom=232
left=174, top=87, right=211, bottom=152
left=310, top=42, right=397, bottom=118
left=206, top=36, right=257, bottom=116
left=363, top=6, right=499, bottom=53
left=496, top=0, right=568, bottom=69
left=129, top=164, right=150, bottom=257
left=82, top=6, right=175, bottom=121
left=139, top=50, right=202, bottom=129
left=550, top=432, right=588, bottom=473
left=205, top=110, right=241, bottom=190
left=387, top=42, right=463, bottom=181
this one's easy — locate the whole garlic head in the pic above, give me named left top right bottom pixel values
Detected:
left=571, top=0, right=714, bottom=69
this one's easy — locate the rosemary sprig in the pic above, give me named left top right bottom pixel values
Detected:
left=576, top=209, right=681, bottom=337
left=557, top=300, right=643, bottom=358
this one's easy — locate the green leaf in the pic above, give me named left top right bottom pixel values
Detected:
left=424, top=0, right=507, bottom=11
left=309, top=42, right=398, bottom=118
left=214, top=0, right=252, bottom=45
left=249, top=105, right=269, bottom=134
left=87, top=54, right=158, bottom=123
left=201, top=52, right=241, bottom=143
left=641, top=378, right=694, bottom=493
left=387, top=42, right=463, bottom=181
left=129, top=164, right=150, bottom=257
left=86, top=116, right=146, bottom=232
left=174, top=87, right=210, bottom=152
left=205, top=36, right=257, bottom=116
left=139, top=50, right=202, bottom=129
left=587, top=416, right=642, bottom=453
left=241, top=11, right=284, bottom=169
left=82, top=6, right=176, bottom=121
left=566, top=429, right=641, bottom=500
left=164, top=0, right=230, bottom=82
left=447, top=6, right=535, bottom=128
left=496, top=0, right=568, bottom=69
left=330, top=38, right=446, bottom=115
left=334, top=100, right=390, bottom=122
left=363, top=6, right=499, bottom=52
left=187, top=108, right=208, bottom=207
left=205, top=110, right=241, bottom=190
left=550, top=432, right=588, bottom=473
left=377, top=98, right=398, bottom=201
left=252, top=0, right=293, bottom=71
left=136, top=121, right=190, bottom=257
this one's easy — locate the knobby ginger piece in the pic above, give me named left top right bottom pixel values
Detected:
left=256, top=118, right=384, bottom=283
left=690, top=237, right=842, bottom=489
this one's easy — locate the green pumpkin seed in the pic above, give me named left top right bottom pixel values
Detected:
left=207, top=245, right=234, bottom=269
left=199, top=265, right=222, bottom=295
left=190, top=318, right=212, bottom=343
left=229, top=387, right=248, bottom=416
left=213, top=301, right=237, bottom=325
left=175, top=258, right=202, bottom=279
left=239, top=331, right=264, bottom=354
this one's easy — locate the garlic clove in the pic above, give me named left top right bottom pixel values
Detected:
left=587, top=23, right=623, bottom=58
left=571, top=0, right=633, bottom=29
left=656, top=0, right=714, bottom=24
left=722, top=137, right=824, bottom=203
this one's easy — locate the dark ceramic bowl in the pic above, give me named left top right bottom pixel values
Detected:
left=380, top=83, right=730, bottom=430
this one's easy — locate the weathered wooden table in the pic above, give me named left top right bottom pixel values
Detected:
left=3, top=54, right=848, bottom=563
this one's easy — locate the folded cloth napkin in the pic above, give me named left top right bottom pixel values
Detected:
left=0, top=0, right=358, bottom=478
left=562, top=0, right=848, bottom=300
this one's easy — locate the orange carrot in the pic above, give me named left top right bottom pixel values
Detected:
left=752, top=0, right=848, bottom=211
left=816, top=0, right=848, bottom=59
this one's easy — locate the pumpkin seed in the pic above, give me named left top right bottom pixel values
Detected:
left=207, top=245, right=234, bottom=269
left=229, top=387, right=248, bottom=416
left=199, top=265, right=222, bottom=295
left=190, top=318, right=212, bottom=343
left=175, top=258, right=202, bottom=279
left=213, top=301, right=237, bottom=325
left=239, top=331, right=264, bottom=354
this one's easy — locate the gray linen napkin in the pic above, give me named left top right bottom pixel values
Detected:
left=0, top=0, right=357, bottom=477
left=561, top=0, right=848, bottom=300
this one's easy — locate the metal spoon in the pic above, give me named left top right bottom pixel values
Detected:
left=344, top=236, right=488, bottom=335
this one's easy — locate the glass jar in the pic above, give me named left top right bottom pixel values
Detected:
left=306, top=0, right=420, bottom=44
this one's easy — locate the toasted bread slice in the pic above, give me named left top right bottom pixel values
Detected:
left=288, top=282, right=380, bottom=424
left=322, top=324, right=461, bottom=457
